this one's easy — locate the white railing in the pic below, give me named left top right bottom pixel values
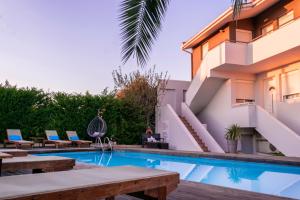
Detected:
left=186, top=19, right=300, bottom=108
left=231, top=103, right=256, bottom=127
left=181, top=102, right=224, bottom=153
left=251, top=18, right=300, bottom=64
left=160, top=104, right=203, bottom=152
left=185, top=41, right=248, bottom=106
left=256, top=105, right=300, bottom=157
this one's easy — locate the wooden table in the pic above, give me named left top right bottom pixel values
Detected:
left=29, top=137, right=45, bottom=147
left=0, top=152, right=13, bottom=176
left=145, top=142, right=169, bottom=149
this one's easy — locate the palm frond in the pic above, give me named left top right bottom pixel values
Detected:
left=232, top=0, right=244, bottom=20
left=119, top=0, right=170, bottom=67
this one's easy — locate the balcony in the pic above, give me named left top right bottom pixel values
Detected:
left=186, top=18, right=300, bottom=113
left=214, top=18, right=300, bottom=73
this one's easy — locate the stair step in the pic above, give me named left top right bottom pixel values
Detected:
left=179, top=116, right=209, bottom=152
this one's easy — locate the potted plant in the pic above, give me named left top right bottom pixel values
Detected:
left=225, top=124, right=241, bottom=153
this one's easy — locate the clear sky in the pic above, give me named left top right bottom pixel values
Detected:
left=0, top=0, right=231, bottom=94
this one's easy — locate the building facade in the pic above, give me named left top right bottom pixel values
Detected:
left=157, top=0, right=300, bottom=157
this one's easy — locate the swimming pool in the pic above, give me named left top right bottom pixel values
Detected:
left=36, top=151, right=300, bottom=199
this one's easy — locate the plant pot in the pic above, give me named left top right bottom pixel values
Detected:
left=227, top=140, right=238, bottom=153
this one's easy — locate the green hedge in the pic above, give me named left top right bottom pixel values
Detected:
left=0, top=85, right=146, bottom=144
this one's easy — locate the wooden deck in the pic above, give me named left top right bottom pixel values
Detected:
left=74, top=164, right=291, bottom=200
left=1, top=162, right=291, bottom=200
left=115, top=181, right=290, bottom=200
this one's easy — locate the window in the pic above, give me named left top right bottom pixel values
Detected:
left=202, top=42, right=209, bottom=59
left=284, top=93, right=300, bottom=100
left=281, top=69, right=300, bottom=101
left=261, top=23, right=273, bottom=35
left=278, top=10, right=294, bottom=27
left=234, top=80, right=255, bottom=104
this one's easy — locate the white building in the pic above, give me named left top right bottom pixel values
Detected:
left=157, top=0, right=300, bottom=157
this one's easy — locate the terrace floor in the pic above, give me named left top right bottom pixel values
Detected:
left=2, top=162, right=290, bottom=200
left=116, top=181, right=289, bottom=200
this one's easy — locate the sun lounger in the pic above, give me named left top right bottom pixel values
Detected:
left=5, top=129, right=34, bottom=148
left=2, top=155, right=75, bottom=173
left=0, top=166, right=179, bottom=200
left=44, top=130, right=72, bottom=148
left=66, top=131, right=92, bottom=147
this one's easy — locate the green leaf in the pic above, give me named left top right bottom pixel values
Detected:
left=232, top=0, right=244, bottom=20
left=119, top=0, right=170, bottom=67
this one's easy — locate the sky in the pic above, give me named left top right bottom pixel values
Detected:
left=0, top=0, right=231, bottom=94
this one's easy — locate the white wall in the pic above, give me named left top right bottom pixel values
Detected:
left=255, top=62, right=300, bottom=135
left=181, top=102, right=224, bottom=153
left=159, top=80, right=190, bottom=115
left=256, top=105, right=300, bottom=157
left=158, top=104, right=203, bottom=152
left=198, top=80, right=256, bottom=150
left=157, top=80, right=190, bottom=133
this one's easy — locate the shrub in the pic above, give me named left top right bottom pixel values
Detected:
left=0, top=82, right=146, bottom=144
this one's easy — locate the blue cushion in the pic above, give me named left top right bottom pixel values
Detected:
left=49, top=135, right=59, bottom=140
left=8, top=135, right=22, bottom=141
left=70, top=136, right=79, bottom=141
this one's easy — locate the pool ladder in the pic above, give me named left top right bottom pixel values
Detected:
left=95, top=137, right=113, bottom=151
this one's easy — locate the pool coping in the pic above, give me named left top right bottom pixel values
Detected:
left=26, top=145, right=300, bottom=167
left=113, top=147, right=300, bottom=167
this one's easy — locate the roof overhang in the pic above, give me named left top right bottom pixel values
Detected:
left=182, top=0, right=279, bottom=50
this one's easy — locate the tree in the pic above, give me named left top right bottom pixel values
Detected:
left=119, top=0, right=245, bottom=67
left=112, top=66, right=168, bottom=128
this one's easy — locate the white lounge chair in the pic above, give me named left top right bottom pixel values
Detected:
left=66, top=131, right=92, bottom=147
left=5, top=129, right=34, bottom=148
left=45, top=130, right=71, bottom=148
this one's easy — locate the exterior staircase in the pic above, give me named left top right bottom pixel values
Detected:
left=179, top=116, right=209, bottom=152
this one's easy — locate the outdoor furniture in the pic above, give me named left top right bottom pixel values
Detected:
left=145, top=142, right=169, bottom=149
left=29, top=137, right=45, bottom=147
left=142, top=133, right=169, bottom=149
left=0, top=152, right=12, bottom=176
left=2, top=155, right=75, bottom=173
left=44, top=130, right=72, bottom=148
left=5, top=129, right=34, bottom=148
left=0, top=149, right=28, bottom=157
left=66, top=131, right=92, bottom=147
left=0, top=166, right=179, bottom=200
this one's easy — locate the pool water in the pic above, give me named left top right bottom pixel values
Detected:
left=36, top=151, right=300, bottom=199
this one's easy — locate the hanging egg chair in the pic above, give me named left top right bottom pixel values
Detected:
left=87, top=110, right=107, bottom=139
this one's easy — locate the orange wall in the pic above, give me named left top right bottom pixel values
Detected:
left=191, top=26, right=230, bottom=78
left=253, top=0, right=300, bottom=38
left=192, top=45, right=201, bottom=78
left=190, top=0, right=300, bottom=79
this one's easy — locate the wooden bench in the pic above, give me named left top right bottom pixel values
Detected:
left=0, top=152, right=12, bottom=176
left=0, top=149, right=28, bottom=157
left=2, top=155, right=75, bottom=173
left=0, top=166, right=179, bottom=200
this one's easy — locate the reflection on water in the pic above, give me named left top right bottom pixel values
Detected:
left=37, top=151, right=300, bottom=199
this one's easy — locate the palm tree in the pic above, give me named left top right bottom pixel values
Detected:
left=119, top=0, right=245, bottom=67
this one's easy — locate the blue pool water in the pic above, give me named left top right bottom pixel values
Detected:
left=36, top=151, right=300, bottom=199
